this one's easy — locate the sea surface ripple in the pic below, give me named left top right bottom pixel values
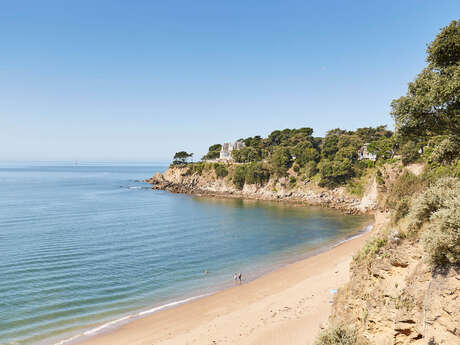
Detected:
left=0, top=162, right=370, bottom=345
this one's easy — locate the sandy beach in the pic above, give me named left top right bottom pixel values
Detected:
left=78, top=212, right=387, bottom=345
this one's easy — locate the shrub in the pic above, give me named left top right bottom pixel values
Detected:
left=184, top=162, right=204, bottom=176
left=376, top=169, right=385, bottom=186
left=406, top=177, right=459, bottom=231
left=392, top=197, right=410, bottom=223
left=214, top=164, right=228, bottom=178
left=356, top=236, right=388, bottom=262
left=245, top=162, right=270, bottom=185
left=426, top=135, right=460, bottom=165
left=304, top=161, right=318, bottom=179
left=232, top=165, right=247, bottom=189
left=422, top=199, right=460, bottom=266
left=347, top=180, right=364, bottom=197
left=402, top=177, right=460, bottom=266
left=385, top=171, right=425, bottom=211
left=192, top=162, right=204, bottom=175
left=423, top=161, right=460, bottom=181
left=315, top=325, right=363, bottom=345
left=289, top=176, right=297, bottom=187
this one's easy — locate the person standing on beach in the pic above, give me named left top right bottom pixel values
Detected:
left=238, top=272, right=242, bottom=283
left=233, top=273, right=238, bottom=284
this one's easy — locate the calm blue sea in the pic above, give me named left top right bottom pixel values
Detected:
left=0, top=162, right=370, bottom=345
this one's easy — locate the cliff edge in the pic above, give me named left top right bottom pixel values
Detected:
left=145, top=165, right=378, bottom=214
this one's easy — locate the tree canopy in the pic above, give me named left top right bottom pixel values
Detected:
left=391, top=19, right=460, bottom=139
left=173, top=151, right=193, bottom=165
left=202, top=144, right=222, bottom=160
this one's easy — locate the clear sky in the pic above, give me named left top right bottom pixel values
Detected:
left=1, top=1, right=459, bottom=162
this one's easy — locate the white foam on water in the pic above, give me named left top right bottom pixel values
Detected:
left=332, top=224, right=373, bottom=248
left=137, top=293, right=209, bottom=316
left=52, top=293, right=210, bottom=345
left=83, top=315, right=131, bottom=336
left=49, top=222, right=371, bottom=345
left=53, top=334, right=81, bottom=345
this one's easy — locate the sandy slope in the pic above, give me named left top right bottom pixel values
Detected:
left=77, top=212, right=388, bottom=345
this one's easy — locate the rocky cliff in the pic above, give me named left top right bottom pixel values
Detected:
left=327, top=226, right=459, bottom=344
left=145, top=165, right=378, bottom=214
left=148, top=164, right=459, bottom=345
left=321, top=164, right=460, bottom=345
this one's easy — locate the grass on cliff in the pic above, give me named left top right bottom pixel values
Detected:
left=346, top=169, right=375, bottom=197
left=355, top=236, right=388, bottom=263
left=213, top=163, right=228, bottom=177
left=385, top=170, right=426, bottom=223
left=315, top=325, right=367, bottom=345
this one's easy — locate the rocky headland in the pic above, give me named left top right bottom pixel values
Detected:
left=145, top=165, right=378, bottom=215
left=146, top=163, right=459, bottom=345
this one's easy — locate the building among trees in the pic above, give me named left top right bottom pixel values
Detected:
left=219, top=141, right=245, bottom=160
left=358, top=144, right=377, bottom=161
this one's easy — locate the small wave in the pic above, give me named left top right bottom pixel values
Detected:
left=126, top=186, right=150, bottom=190
left=83, top=315, right=131, bottom=336
left=53, top=334, right=81, bottom=345
left=137, top=294, right=209, bottom=316
left=333, top=224, right=373, bottom=248
left=53, top=293, right=209, bottom=345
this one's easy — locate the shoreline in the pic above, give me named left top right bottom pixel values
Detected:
left=145, top=166, right=379, bottom=215
left=152, top=187, right=367, bottom=215
left=72, top=211, right=387, bottom=345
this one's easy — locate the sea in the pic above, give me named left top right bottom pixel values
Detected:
left=0, top=162, right=371, bottom=345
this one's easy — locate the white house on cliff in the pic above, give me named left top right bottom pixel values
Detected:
left=219, top=141, right=245, bottom=160
left=358, top=143, right=377, bottom=161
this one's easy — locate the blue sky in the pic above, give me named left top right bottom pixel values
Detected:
left=1, top=1, right=459, bottom=162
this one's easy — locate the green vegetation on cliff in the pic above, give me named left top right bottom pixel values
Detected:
left=175, top=125, right=397, bottom=190
left=165, top=21, right=459, bottom=343
left=317, top=20, right=460, bottom=345
left=174, top=20, right=459, bottom=197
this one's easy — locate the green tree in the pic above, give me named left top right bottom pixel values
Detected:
left=270, top=147, right=292, bottom=176
left=293, top=142, right=320, bottom=167
left=214, top=163, right=228, bottom=177
left=367, top=137, right=396, bottom=161
left=232, top=147, right=261, bottom=163
left=400, top=141, right=420, bottom=166
left=318, top=158, right=354, bottom=188
left=245, top=162, right=270, bottom=185
left=321, top=134, right=339, bottom=159
left=202, top=144, right=222, bottom=160
left=335, top=146, right=358, bottom=161
left=173, top=151, right=193, bottom=165
left=354, top=126, right=393, bottom=142
left=232, top=165, right=247, bottom=189
left=391, top=20, right=460, bottom=139
left=243, top=136, right=262, bottom=148
left=287, top=127, right=314, bottom=146
left=304, top=161, right=318, bottom=179
left=425, top=135, right=460, bottom=165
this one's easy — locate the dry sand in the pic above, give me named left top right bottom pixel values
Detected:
left=78, top=212, right=388, bottom=345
